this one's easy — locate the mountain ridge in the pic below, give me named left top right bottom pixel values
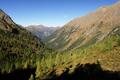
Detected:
left=25, top=25, right=60, bottom=40
left=0, top=10, right=49, bottom=73
left=46, top=1, right=120, bottom=51
left=0, top=1, right=120, bottom=79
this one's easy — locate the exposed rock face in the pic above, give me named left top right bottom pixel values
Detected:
left=0, top=9, right=15, bottom=31
left=46, top=2, right=120, bottom=51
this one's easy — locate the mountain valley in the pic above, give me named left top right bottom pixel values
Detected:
left=25, top=25, right=60, bottom=41
left=0, top=1, right=120, bottom=80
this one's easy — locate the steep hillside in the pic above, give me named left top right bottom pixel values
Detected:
left=35, top=30, right=120, bottom=79
left=0, top=2, right=120, bottom=80
left=0, top=10, right=48, bottom=73
left=46, top=2, right=120, bottom=51
left=25, top=25, right=60, bottom=40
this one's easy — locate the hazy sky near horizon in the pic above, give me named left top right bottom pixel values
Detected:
left=0, top=0, right=118, bottom=27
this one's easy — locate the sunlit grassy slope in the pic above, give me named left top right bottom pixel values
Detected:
left=35, top=32, right=120, bottom=79
left=1, top=27, right=120, bottom=79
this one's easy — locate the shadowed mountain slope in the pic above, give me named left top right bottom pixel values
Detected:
left=0, top=9, right=49, bottom=73
left=47, top=63, right=120, bottom=80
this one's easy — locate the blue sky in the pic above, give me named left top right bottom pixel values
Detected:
left=0, top=0, right=118, bottom=27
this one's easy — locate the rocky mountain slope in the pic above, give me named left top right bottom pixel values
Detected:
left=46, top=2, right=120, bottom=51
left=0, top=1, right=120, bottom=80
left=25, top=25, right=60, bottom=40
left=34, top=2, right=120, bottom=79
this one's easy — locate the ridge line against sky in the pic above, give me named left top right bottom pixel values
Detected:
left=0, top=0, right=118, bottom=27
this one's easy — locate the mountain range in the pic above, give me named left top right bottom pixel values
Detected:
left=25, top=25, right=60, bottom=40
left=0, top=1, right=120, bottom=80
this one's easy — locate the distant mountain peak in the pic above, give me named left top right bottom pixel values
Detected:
left=25, top=25, right=60, bottom=40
